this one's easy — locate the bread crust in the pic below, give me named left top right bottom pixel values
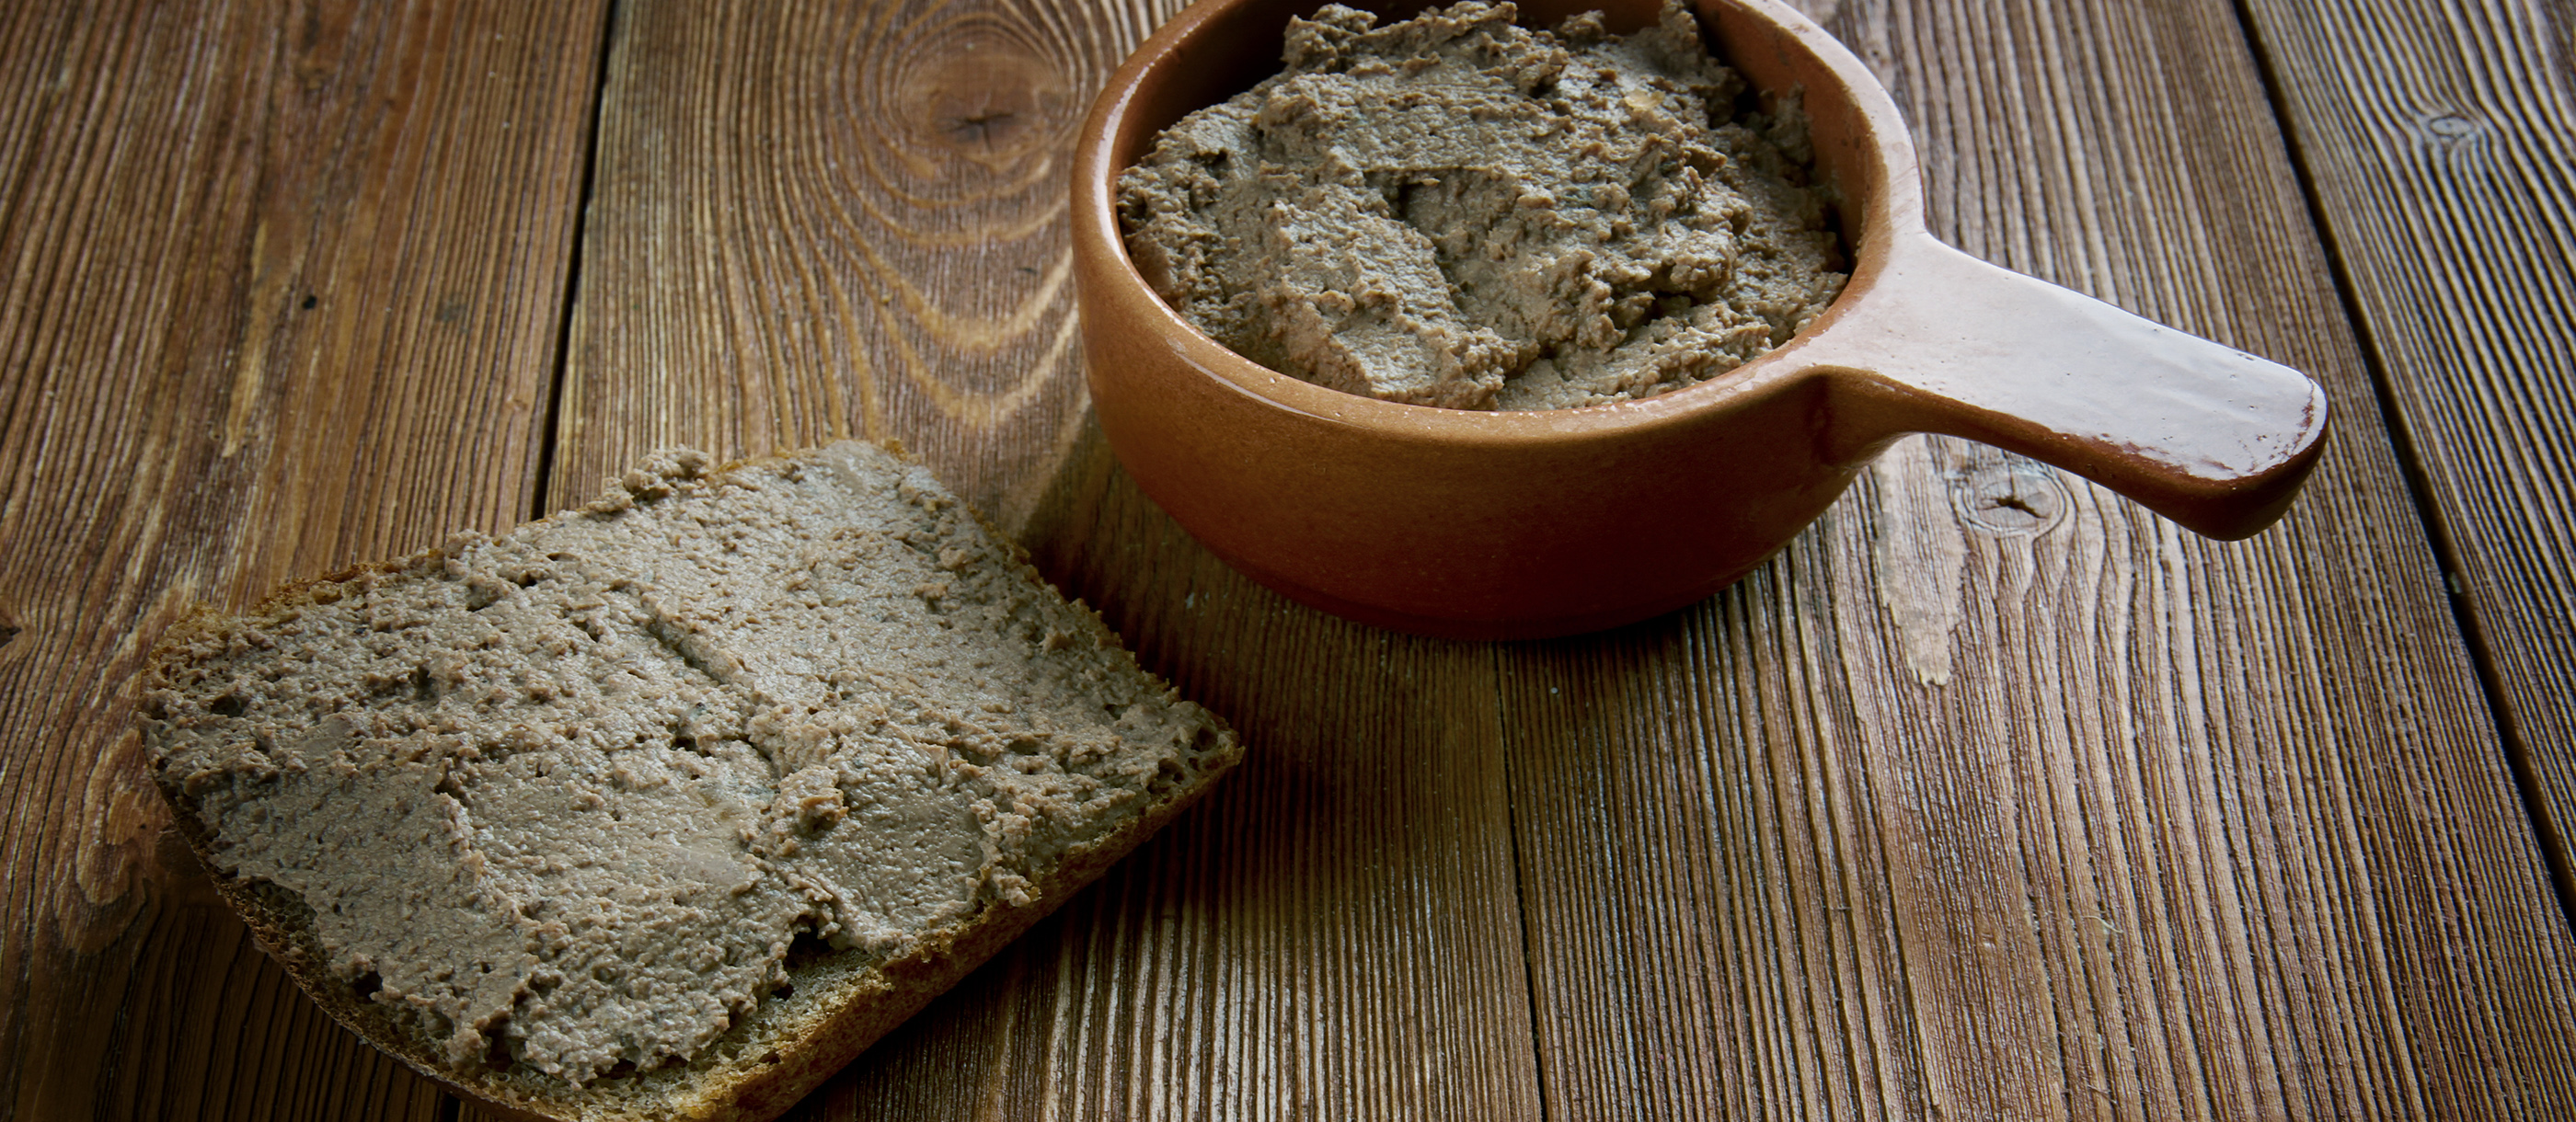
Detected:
left=142, top=442, right=1242, bottom=1122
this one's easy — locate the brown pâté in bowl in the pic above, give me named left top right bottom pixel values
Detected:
left=1115, top=0, right=1847, bottom=411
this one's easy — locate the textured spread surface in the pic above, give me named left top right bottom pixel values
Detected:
left=140, top=443, right=1232, bottom=1087
left=1116, top=0, right=1846, bottom=410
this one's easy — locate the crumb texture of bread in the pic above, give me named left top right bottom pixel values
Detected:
left=139, top=441, right=1236, bottom=1114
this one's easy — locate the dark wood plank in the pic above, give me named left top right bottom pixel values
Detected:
left=1499, top=0, right=2576, bottom=1117
left=2237, top=0, right=2576, bottom=904
left=558, top=0, right=1554, bottom=1112
left=0, top=2, right=606, bottom=1117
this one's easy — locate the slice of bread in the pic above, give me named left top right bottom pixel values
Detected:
left=139, top=441, right=1240, bottom=1122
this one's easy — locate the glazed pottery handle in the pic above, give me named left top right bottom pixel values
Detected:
left=1807, top=234, right=2329, bottom=540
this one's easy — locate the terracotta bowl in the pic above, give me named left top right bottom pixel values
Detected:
left=1071, top=0, right=2329, bottom=640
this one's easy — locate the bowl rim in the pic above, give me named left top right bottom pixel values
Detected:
left=1071, top=0, right=1928, bottom=448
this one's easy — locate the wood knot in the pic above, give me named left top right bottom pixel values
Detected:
left=881, top=29, right=1073, bottom=171
left=2412, top=110, right=2491, bottom=157
left=1952, top=454, right=2066, bottom=535
left=2421, top=112, right=2481, bottom=139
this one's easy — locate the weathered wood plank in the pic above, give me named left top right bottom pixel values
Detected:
left=553, top=0, right=1169, bottom=530
left=0, top=2, right=605, bottom=1117
left=1499, top=0, right=2576, bottom=1117
left=178, top=0, right=2576, bottom=1117
left=2237, top=0, right=2576, bottom=906
left=560, top=0, right=1555, bottom=1107
left=933, top=446, right=1543, bottom=1122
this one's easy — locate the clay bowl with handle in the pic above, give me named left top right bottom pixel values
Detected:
left=1071, top=0, right=2330, bottom=640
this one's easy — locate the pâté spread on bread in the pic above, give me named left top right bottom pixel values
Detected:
left=1116, top=0, right=1847, bottom=411
left=140, top=442, right=1239, bottom=1119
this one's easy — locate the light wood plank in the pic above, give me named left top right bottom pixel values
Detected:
left=561, top=0, right=1558, bottom=1099
left=1501, top=0, right=2576, bottom=1117
left=552, top=0, right=1169, bottom=530
left=2237, top=0, right=2576, bottom=906
left=0, top=2, right=606, bottom=1116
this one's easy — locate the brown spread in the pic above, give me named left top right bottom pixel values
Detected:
left=1117, top=0, right=1846, bottom=410
left=144, top=445, right=1226, bottom=1085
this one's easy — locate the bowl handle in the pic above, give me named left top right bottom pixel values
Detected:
left=1799, top=232, right=2329, bottom=540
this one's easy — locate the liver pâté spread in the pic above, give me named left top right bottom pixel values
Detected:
left=142, top=445, right=1234, bottom=1087
left=1117, top=0, right=1847, bottom=410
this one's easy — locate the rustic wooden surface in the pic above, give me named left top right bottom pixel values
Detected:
left=5, top=0, right=2574, bottom=1118
left=2234, top=0, right=2576, bottom=904
left=0, top=1, right=606, bottom=1117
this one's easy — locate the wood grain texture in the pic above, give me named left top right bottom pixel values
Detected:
left=1494, top=0, right=2576, bottom=1117
left=553, top=0, right=1179, bottom=530
left=0, top=1, right=605, bottom=1117
left=563, top=0, right=1550, bottom=1116
left=2235, top=0, right=2576, bottom=901
left=555, top=0, right=2576, bottom=1117
left=23, top=0, right=2576, bottom=1118
left=873, top=438, right=1545, bottom=1122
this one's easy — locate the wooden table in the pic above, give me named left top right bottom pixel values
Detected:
left=6, top=0, right=2573, bottom=1117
